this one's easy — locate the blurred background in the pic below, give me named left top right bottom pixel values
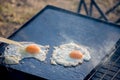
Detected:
left=0, top=0, right=120, bottom=38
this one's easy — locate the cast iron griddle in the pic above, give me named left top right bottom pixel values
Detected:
left=0, top=5, right=120, bottom=80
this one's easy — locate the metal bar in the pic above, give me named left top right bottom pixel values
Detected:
left=106, top=2, right=120, bottom=15
left=89, top=0, right=93, bottom=16
left=77, top=0, right=84, bottom=13
left=99, top=56, right=120, bottom=80
left=83, top=0, right=89, bottom=15
left=77, top=0, right=89, bottom=15
left=87, top=44, right=120, bottom=80
left=111, top=70, right=120, bottom=80
left=111, top=56, right=120, bottom=80
left=92, top=0, right=108, bottom=21
left=99, top=2, right=120, bottom=19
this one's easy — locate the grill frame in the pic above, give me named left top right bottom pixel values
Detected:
left=85, top=39, right=120, bottom=80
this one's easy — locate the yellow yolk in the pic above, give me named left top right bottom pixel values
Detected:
left=69, top=50, right=83, bottom=59
left=25, top=44, right=40, bottom=54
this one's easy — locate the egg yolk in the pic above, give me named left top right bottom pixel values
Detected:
left=69, top=50, right=83, bottom=59
left=25, top=44, right=40, bottom=54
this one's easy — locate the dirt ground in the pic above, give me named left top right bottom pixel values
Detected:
left=0, top=0, right=120, bottom=38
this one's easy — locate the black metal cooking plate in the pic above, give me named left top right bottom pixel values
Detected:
left=0, top=5, right=120, bottom=80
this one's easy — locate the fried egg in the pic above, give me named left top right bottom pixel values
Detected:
left=4, top=42, right=49, bottom=64
left=50, top=42, right=91, bottom=66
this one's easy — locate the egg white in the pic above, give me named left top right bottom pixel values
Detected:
left=51, top=42, right=91, bottom=66
left=4, top=42, right=49, bottom=64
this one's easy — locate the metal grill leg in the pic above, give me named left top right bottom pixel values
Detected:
left=77, top=0, right=120, bottom=24
left=77, top=0, right=88, bottom=15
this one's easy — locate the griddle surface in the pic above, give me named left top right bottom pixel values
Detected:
left=0, top=5, right=120, bottom=80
